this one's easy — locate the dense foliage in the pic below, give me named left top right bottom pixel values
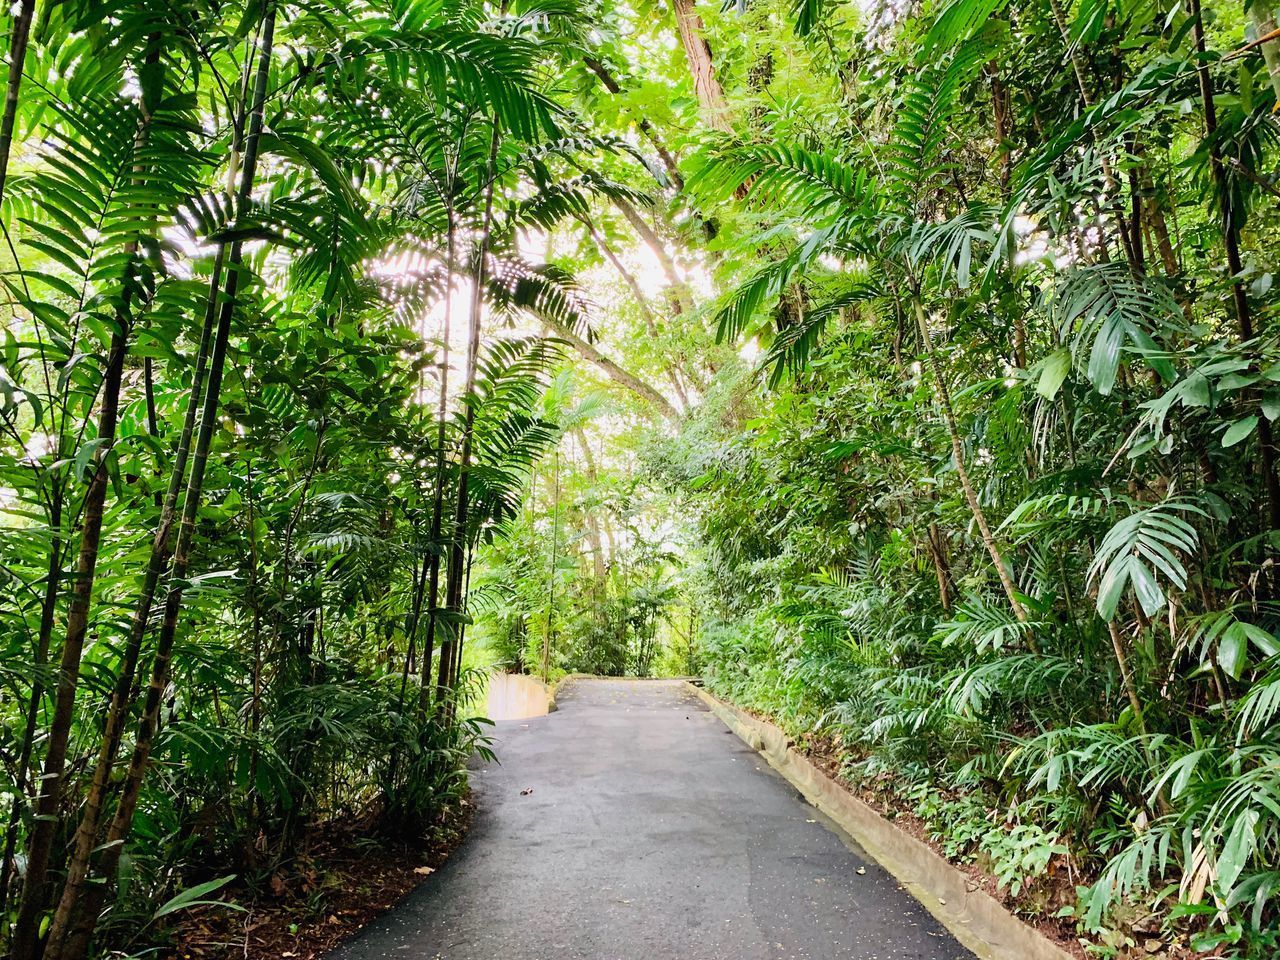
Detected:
left=630, top=0, right=1280, bottom=954
left=0, top=0, right=620, bottom=955
left=469, top=0, right=1280, bottom=955
left=8, top=0, right=1280, bottom=953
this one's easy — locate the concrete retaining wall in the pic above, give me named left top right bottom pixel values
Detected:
left=687, top=682, right=1074, bottom=960
left=486, top=672, right=554, bottom=720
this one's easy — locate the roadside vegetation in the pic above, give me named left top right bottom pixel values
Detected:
left=0, top=0, right=604, bottom=955
left=5, top=0, right=1280, bottom=955
left=472, top=0, right=1280, bottom=956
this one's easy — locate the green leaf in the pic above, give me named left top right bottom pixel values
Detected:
left=1036, top=348, right=1071, bottom=399
left=73, top=437, right=112, bottom=482
left=1182, top=372, right=1211, bottom=408
left=1218, top=624, right=1248, bottom=680
left=152, top=875, right=243, bottom=920
left=1089, top=500, right=1200, bottom=620
left=1262, top=389, right=1280, bottom=421
left=1217, top=372, right=1258, bottom=391
left=1223, top=416, right=1258, bottom=448
left=921, top=0, right=1009, bottom=54
left=1242, top=622, right=1280, bottom=658
left=1217, top=810, right=1259, bottom=896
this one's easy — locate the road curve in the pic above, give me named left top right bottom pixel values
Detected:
left=328, top=678, right=974, bottom=960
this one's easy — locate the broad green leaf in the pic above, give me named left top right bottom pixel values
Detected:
left=1223, top=416, right=1258, bottom=448
left=1263, top=389, right=1280, bottom=421
left=1036, top=348, right=1071, bottom=399
left=1218, top=625, right=1248, bottom=680
left=1217, top=810, right=1259, bottom=896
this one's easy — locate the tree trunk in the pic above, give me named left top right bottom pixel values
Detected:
left=450, top=547, right=476, bottom=690
left=437, top=122, right=501, bottom=706
left=1250, top=0, right=1280, bottom=103
left=45, top=245, right=224, bottom=960
left=42, top=29, right=238, bottom=953
left=582, top=57, right=684, bottom=189
left=0, top=484, right=61, bottom=921
left=574, top=428, right=607, bottom=580
left=542, top=449, right=560, bottom=682
left=987, top=61, right=1010, bottom=192
left=609, top=195, right=694, bottom=313
left=1189, top=0, right=1280, bottom=531
left=45, top=12, right=277, bottom=957
left=549, top=321, right=680, bottom=420
left=0, top=0, right=34, bottom=202
left=580, top=214, right=691, bottom=410
left=667, top=0, right=731, bottom=132
left=913, top=299, right=1033, bottom=638
left=926, top=521, right=953, bottom=614
left=1047, top=0, right=1140, bottom=269
left=11, top=327, right=129, bottom=960
left=1141, top=168, right=1179, bottom=277
left=418, top=217, right=455, bottom=712
left=1106, top=620, right=1148, bottom=735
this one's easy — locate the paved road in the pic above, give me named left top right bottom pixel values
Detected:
left=329, top=679, right=973, bottom=960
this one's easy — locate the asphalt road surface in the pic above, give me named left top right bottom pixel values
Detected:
left=328, top=678, right=974, bottom=960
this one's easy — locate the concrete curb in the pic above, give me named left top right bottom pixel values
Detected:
left=685, top=682, right=1075, bottom=960
left=549, top=673, right=593, bottom=712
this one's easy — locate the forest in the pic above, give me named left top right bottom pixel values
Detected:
left=2, top=0, right=1280, bottom=954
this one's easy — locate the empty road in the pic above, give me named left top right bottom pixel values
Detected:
left=328, top=678, right=973, bottom=960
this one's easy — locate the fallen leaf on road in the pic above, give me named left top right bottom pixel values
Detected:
left=520, top=787, right=533, bottom=795
left=414, top=866, right=435, bottom=876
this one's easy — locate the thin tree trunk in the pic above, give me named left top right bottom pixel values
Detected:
left=11, top=327, right=129, bottom=960
left=1106, top=620, right=1147, bottom=732
left=1250, top=0, right=1280, bottom=103
left=926, top=521, right=953, bottom=613
left=913, top=299, right=1033, bottom=638
left=0, top=0, right=35, bottom=203
left=1189, top=0, right=1280, bottom=531
left=574, top=428, right=607, bottom=580
left=45, top=248, right=224, bottom=960
left=1142, top=170, right=1179, bottom=277
left=582, top=57, right=684, bottom=188
left=602, top=512, right=617, bottom=560
left=419, top=217, right=456, bottom=712
left=609, top=195, right=694, bottom=314
left=542, top=448, right=560, bottom=682
left=11, top=78, right=155, bottom=937
left=451, top=546, right=475, bottom=690
left=0, top=485, right=61, bottom=921
left=579, top=213, right=690, bottom=409
left=42, top=33, right=234, bottom=952
left=549, top=321, right=680, bottom=420
left=1047, top=0, right=1140, bottom=270
left=437, top=122, right=501, bottom=706
left=47, top=12, right=277, bottom=957
left=244, top=458, right=264, bottom=828
left=987, top=61, right=1010, bottom=192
